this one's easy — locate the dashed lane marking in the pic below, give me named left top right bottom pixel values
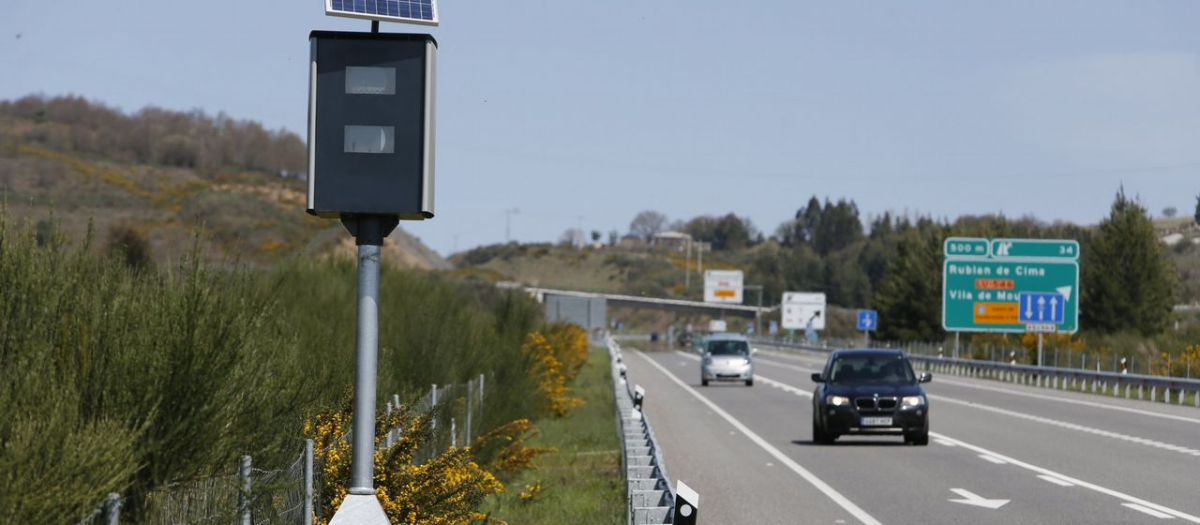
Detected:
left=1038, top=475, right=1075, bottom=487
left=1123, top=503, right=1177, bottom=520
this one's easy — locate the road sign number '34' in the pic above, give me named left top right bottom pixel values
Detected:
left=857, top=310, right=877, bottom=331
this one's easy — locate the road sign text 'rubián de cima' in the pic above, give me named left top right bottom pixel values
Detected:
left=942, top=238, right=1080, bottom=334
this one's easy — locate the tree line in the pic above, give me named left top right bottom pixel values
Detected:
left=0, top=94, right=306, bottom=176
left=626, top=188, right=1186, bottom=342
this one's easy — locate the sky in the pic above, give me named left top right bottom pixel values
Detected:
left=4, top=1, right=1200, bottom=256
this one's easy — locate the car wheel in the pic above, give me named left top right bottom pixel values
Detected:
left=745, top=379, right=754, bottom=387
left=812, top=417, right=826, bottom=444
left=701, top=378, right=709, bottom=387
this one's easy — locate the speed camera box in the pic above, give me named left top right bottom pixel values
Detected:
left=307, top=31, right=436, bottom=220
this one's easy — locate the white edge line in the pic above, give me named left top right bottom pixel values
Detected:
left=978, top=455, right=1008, bottom=465
left=1123, top=503, right=1177, bottom=519
left=640, top=350, right=883, bottom=525
left=1038, top=475, right=1075, bottom=487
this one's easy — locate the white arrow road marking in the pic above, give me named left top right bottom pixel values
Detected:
left=1038, top=475, right=1075, bottom=487
left=676, top=351, right=1200, bottom=523
left=1124, top=503, right=1176, bottom=519
left=949, top=488, right=1009, bottom=509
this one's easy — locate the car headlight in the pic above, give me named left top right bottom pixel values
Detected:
left=827, top=395, right=849, bottom=407
left=902, top=396, right=925, bottom=407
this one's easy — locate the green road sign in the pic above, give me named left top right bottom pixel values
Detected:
left=943, top=237, right=1080, bottom=334
left=944, top=237, right=990, bottom=258
left=989, top=239, right=1079, bottom=260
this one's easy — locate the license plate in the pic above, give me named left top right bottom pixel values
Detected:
left=861, top=417, right=893, bottom=427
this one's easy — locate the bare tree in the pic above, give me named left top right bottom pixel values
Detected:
left=629, top=210, right=668, bottom=241
left=1162, top=207, right=1177, bottom=219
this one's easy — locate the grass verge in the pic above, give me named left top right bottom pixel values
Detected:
left=481, top=344, right=624, bottom=524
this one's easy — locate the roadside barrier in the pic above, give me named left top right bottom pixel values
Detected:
left=607, top=337, right=697, bottom=525
left=755, top=339, right=1200, bottom=408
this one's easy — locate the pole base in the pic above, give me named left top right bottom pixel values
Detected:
left=329, top=493, right=390, bottom=525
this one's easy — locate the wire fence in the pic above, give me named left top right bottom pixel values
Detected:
left=74, top=375, right=488, bottom=525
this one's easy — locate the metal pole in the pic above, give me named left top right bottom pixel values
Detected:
left=304, top=440, right=314, bottom=525
left=685, top=239, right=691, bottom=290
left=350, top=243, right=381, bottom=495
left=1037, top=333, right=1044, bottom=368
left=756, top=287, right=763, bottom=336
left=954, top=332, right=960, bottom=359
left=240, top=455, right=252, bottom=525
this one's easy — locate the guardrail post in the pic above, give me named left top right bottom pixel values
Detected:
left=1139, top=385, right=1144, bottom=400
left=239, top=455, right=252, bottom=525
left=1194, top=390, right=1199, bottom=407
left=1151, top=386, right=1157, bottom=403
left=384, top=401, right=394, bottom=448
left=104, top=493, right=120, bottom=525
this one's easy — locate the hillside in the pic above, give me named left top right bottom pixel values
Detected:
left=0, top=95, right=447, bottom=269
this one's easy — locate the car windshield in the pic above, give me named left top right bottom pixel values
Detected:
left=828, top=355, right=915, bottom=384
left=707, top=340, right=749, bottom=356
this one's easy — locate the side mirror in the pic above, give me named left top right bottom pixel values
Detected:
left=919, top=373, right=932, bottom=383
left=811, top=373, right=824, bottom=383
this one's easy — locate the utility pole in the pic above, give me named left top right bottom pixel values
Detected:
left=684, top=238, right=692, bottom=291
left=504, top=208, right=520, bottom=243
left=744, top=285, right=764, bottom=336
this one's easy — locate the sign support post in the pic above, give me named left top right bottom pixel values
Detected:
left=1037, top=332, right=1044, bottom=368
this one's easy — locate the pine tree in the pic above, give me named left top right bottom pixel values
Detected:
left=1194, top=193, right=1200, bottom=224
left=872, top=223, right=947, bottom=341
left=1082, top=189, right=1177, bottom=336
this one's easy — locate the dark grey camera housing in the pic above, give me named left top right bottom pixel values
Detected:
left=307, top=31, right=436, bottom=220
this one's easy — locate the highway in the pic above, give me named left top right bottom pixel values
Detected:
left=621, top=345, right=1200, bottom=525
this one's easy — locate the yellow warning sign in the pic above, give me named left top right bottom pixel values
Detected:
left=714, top=289, right=736, bottom=298
left=973, top=302, right=1018, bottom=325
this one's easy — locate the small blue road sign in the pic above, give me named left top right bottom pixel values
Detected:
left=857, top=310, right=878, bottom=331
left=1018, top=292, right=1065, bottom=324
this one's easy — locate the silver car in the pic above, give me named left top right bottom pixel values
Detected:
left=700, top=333, right=756, bottom=387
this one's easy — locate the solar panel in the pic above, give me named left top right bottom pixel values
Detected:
left=325, top=0, right=439, bottom=26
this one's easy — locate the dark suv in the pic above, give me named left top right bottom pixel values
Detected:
left=811, top=349, right=931, bottom=445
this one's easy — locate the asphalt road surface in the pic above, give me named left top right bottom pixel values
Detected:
left=621, top=344, right=1200, bottom=525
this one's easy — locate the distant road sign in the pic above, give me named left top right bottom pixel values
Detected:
left=704, top=270, right=744, bottom=304
left=943, top=237, right=1080, bottom=333
left=944, top=237, right=990, bottom=258
left=857, top=310, right=878, bottom=332
left=781, top=292, right=826, bottom=330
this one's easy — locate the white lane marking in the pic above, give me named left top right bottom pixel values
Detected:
left=930, top=433, right=1200, bottom=522
left=751, top=354, right=1200, bottom=459
left=638, top=351, right=883, bottom=525
left=676, top=349, right=1200, bottom=524
left=978, top=455, right=1007, bottom=465
left=932, top=376, right=1200, bottom=427
left=929, top=394, right=1200, bottom=458
left=1124, top=503, right=1176, bottom=519
left=1038, top=475, right=1075, bottom=487
left=761, top=348, right=1200, bottom=428
left=935, top=439, right=957, bottom=447
left=948, top=488, right=1009, bottom=510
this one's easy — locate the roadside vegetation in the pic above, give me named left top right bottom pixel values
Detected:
left=0, top=208, right=603, bottom=524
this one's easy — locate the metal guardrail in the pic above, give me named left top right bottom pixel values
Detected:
left=607, top=338, right=697, bottom=525
left=753, top=338, right=1200, bottom=407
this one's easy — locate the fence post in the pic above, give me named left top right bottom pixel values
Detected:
left=451, top=418, right=457, bottom=450
left=385, top=401, right=394, bottom=448
left=466, top=378, right=474, bottom=445
left=431, top=384, right=439, bottom=431
left=304, top=439, right=314, bottom=525
left=240, top=455, right=252, bottom=525
left=104, top=493, right=120, bottom=525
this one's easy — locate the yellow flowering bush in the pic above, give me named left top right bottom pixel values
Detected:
left=306, top=403, right=551, bottom=525
left=544, top=323, right=589, bottom=380
left=522, top=331, right=583, bottom=417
